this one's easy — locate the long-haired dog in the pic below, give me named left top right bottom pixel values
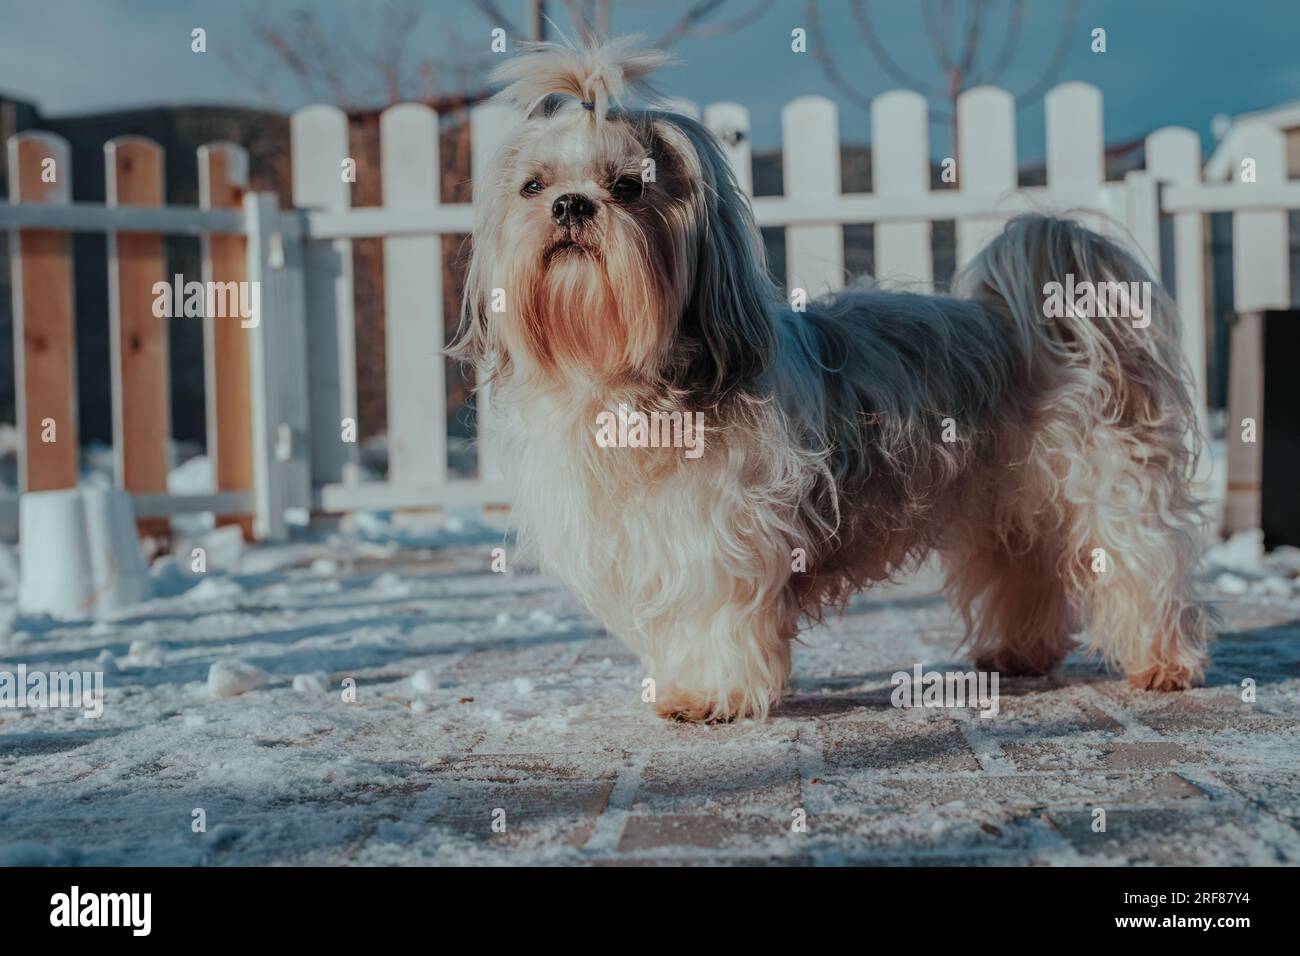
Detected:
left=453, top=36, right=1214, bottom=722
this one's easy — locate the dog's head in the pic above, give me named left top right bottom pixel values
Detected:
left=456, top=36, right=776, bottom=400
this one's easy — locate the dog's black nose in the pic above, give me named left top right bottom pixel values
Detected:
left=552, top=193, right=595, bottom=225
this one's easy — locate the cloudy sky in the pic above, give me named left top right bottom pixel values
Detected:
left=0, top=0, right=1295, bottom=159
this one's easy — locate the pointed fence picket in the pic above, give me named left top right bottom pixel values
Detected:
left=380, top=103, right=446, bottom=490
left=2, top=81, right=1299, bottom=542
left=199, top=141, right=256, bottom=536
left=106, top=136, right=170, bottom=534
left=291, top=104, right=359, bottom=489
left=956, top=86, right=1016, bottom=272
left=783, top=96, right=844, bottom=297
left=871, top=90, right=931, bottom=290
left=703, top=102, right=752, bottom=196
left=1225, top=122, right=1290, bottom=532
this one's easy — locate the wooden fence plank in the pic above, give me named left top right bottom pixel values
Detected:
left=1046, top=82, right=1104, bottom=234
left=105, top=136, right=169, bottom=536
left=470, top=101, right=518, bottom=485
left=7, top=131, right=78, bottom=492
left=955, top=86, right=1016, bottom=271
left=783, top=96, right=843, bottom=296
left=703, top=102, right=752, bottom=196
left=291, top=104, right=358, bottom=487
left=381, top=103, right=446, bottom=489
left=871, top=90, right=932, bottom=290
left=199, top=141, right=254, bottom=537
left=244, top=191, right=311, bottom=540
left=1147, top=126, right=1210, bottom=445
left=1226, top=122, right=1290, bottom=533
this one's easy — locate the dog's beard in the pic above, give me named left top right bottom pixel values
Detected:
left=500, top=215, right=684, bottom=384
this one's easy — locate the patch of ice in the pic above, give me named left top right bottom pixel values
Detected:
left=410, top=669, right=439, bottom=695
left=168, top=454, right=214, bottom=495
left=0, top=540, right=18, bottom=593
left=123, top=640, right=163, bottom=668
left=150, top=555, right=201, bottom=598
left=1214, top=572, right=1249, bottom=595
left=189, top=525, right=244, bottom=572
left=1251, top=576, right=1294, bottom=598
left=207, top=660, right=268, bottom=698
left=1266, top=545, right=1300, bottom=576
left=371, top=572, right=410, bottom=596
left=1204, top=529, right=1265, bottom=574
left=188, top=576, right=245, bottom=602
left=293, top=673, right=328, bottom=694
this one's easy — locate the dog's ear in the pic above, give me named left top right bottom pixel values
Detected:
left=656, top=115, right=778, bottom=402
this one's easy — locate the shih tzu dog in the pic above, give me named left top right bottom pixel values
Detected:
left=453, top=36, right=1213, bottom=722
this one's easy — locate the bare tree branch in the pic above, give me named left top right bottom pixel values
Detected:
left=970, top=0, right=1025, bottom=86
left=666, top=0, right=776, bottom=42
left=849, top=0, right=947, bottom=98
left=921, top=0, right=954, bottom=72
left=955, top=0, right=989, bottom=76
left=1013, top=0, right=1080, bottom=107
left=470, top=0, right=523, bottom=37
left=655, top=0, right=728, bottom=48
left=805, top=0, right=908, bottom=114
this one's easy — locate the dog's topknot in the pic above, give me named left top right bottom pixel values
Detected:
left=490, top=34, right=672, bottom=123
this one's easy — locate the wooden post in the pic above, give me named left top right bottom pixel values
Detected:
left=7, top=131, right=78, bottom=492
left=105, top=136, right=170, bottom=536
left=1147, top=127, right=1210, bottom=452
left=1226, top=122, right=1290, bottom=533
left=872, top=90, right=932, bottom=291
left=199, top=142, right=255, bottom=538
left=291, top=105, right=358, bottom=488
left=470, top=101, right=518, bottom=484
left=783, top=96, right=843, bottom=295
left=244, top=192, right=311, bottom=540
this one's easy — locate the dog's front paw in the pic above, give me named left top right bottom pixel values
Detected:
left=652, top=688, right=769, bottom=723
left=1126, top=662, right=1199, bottom=692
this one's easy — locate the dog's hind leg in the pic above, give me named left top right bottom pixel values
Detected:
left=946, top=534, right=1076, bottom=677
left=1056, top=421, right=1214, bottom=690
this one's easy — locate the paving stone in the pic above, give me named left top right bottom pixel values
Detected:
left=819, top=711, right=982, bottom=772
left=430, top=780, right=615, bottom=849
left=1044, top=808, right=1296, bottom=865
left=819, top=770, right=1207, bottom=810
left=617, top=813, right=790, bottom=852
left=6, top=541, right=1299, bottom=865
left=1096, top=685, right=1300, bottom=735
left=1216, top=770, right=1300, bottom=829
left=427, top=753, right=621, bottom=782
left=633, top=745, right=801, bottom=813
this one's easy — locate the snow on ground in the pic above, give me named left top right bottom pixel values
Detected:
left=1, top=507, right=1299, bottom=865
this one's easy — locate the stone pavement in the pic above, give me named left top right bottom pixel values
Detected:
left=1, top=540, right=1298, bottom=866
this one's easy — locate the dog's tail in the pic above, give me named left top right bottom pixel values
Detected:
left=956, top=213, right=1201, bottom=475
left=955, top=213, right=1213, bottom=686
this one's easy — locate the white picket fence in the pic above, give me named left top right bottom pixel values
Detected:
left=1, top=81, right=1297, bottom=541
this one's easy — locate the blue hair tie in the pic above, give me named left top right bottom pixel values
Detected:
left=581, top=101, right=595, bottom=111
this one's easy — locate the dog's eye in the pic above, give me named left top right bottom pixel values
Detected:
left=609, top=176, right=644, bottom=203
left=521, top=179, right=545, bottom=197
